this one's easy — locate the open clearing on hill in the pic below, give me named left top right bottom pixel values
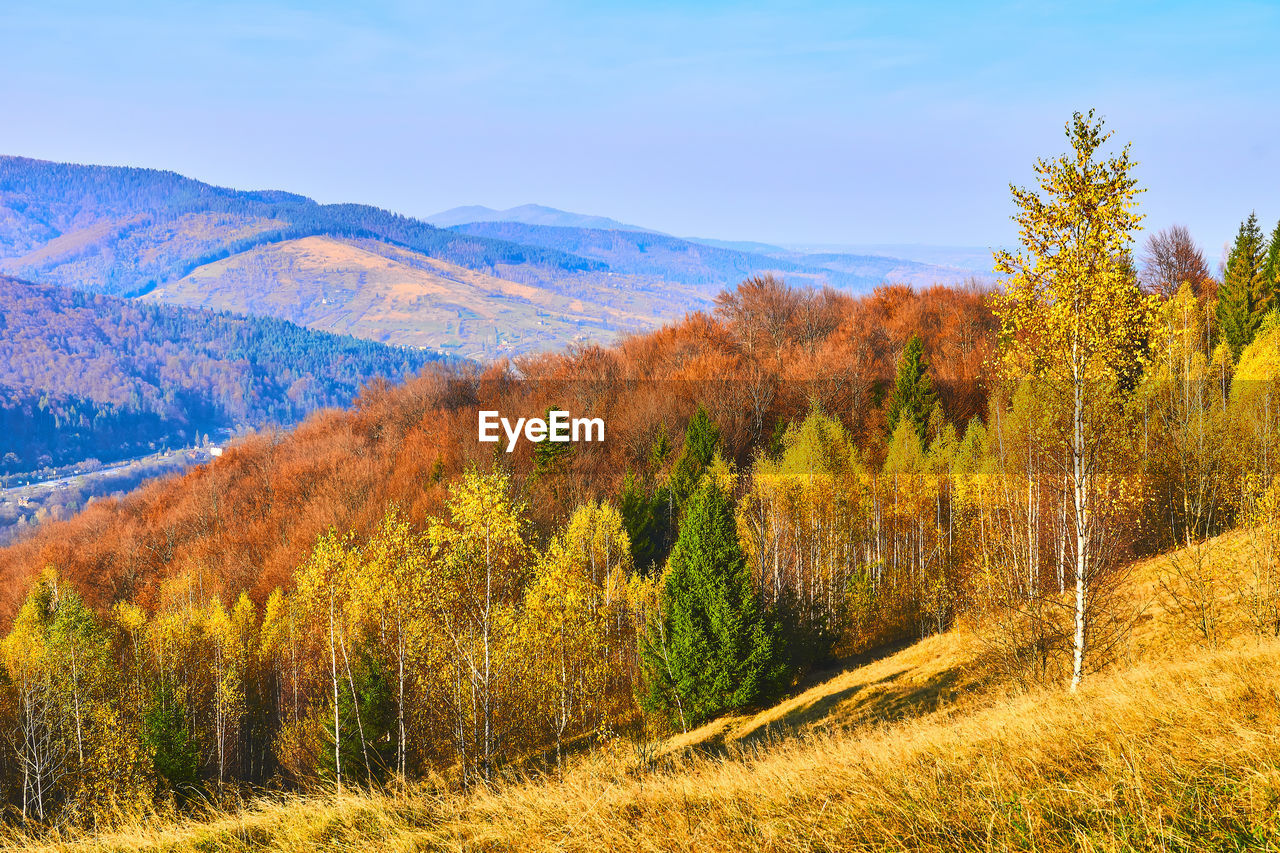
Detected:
left=147, top=236, right=653, bottom=356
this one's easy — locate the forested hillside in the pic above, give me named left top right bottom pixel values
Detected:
left=0, top=156, right=598, bottom=296
left=0, top=278, right=994, bottom=613
left=0, top=275, right=445, bottom=477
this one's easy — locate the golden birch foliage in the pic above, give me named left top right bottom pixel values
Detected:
left=258, top=588, right=289, bottom=671
left=111, top=600, right=148, bottom=691
left=1229, top=317, right=1280, bottom=491
left=993, top=111, right=1153, bottom=393
left=555, top=500, right=642, bottom=732
left=432, top=468, right=529, bottom=569
left=1229, top=315, right=1280, bottom=388
left=1135, top=282, right=1233, bottom=545
left=205, top=597, right=247, bottom=718
left=517, top=538, right=608, bottom=756
left=294, top=529, right=359, bottom=618
left=1, top=570, right=153, bottom=824
left=71, top=703, right=153, bottom=826
left=427, top=467, right=531, bottom=779
left=703, top=452, right=737, bottom=495
left=560, top=500, right=633, bottom=589
left=146, top=606, right=195, bottom=727
left=204, top=596, right=250, bottom=782
left=991, top=110, right=1155, bottom=690
left=885, top=420, right=926, bottom=477
left=426, top=467, right=531, bottom=649
left=740, top=408, right=877, bottom=649
left=290, top=530, right=364, bottom=784
left=350, top=506, right=443, bottom=777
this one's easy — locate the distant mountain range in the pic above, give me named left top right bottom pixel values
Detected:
left=446, top=221, right=955, bottom=292
left=782, top=243, right=997, bottom=273
left=427, top=204, right=994, bottom=277
left=425, top=203, right=657, bottom=233
left=0, top=157, right=701, bottom=359
left=1, top=156, right=988, bottom=362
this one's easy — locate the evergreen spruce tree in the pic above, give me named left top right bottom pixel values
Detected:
left=886, top=333, right=939, bottom=442
left=1216, top=212, right=1270, bottom=359
left=665, top=406, right=721, bottom=514
left=143, top=682, right=201, bottom=793
left=318, top=650, right=394, bottom=785
left=641, top=478, right=785, bottom=730
left=1264, top=219, right=1280, bottom=308
left=619, top=429, right=681, bottom=577
left=618, top=471, right=667, bottom=575
left=532, top=405, right=574, bottom=476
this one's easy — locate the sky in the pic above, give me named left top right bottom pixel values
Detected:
left=1, top=0, right=1277, bottom=260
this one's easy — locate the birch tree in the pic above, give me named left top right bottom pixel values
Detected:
left=993, top=110, right=1155, bottom=692
left=429, top=468, right=529, bottom=782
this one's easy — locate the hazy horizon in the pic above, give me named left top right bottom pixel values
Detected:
left=2, top=1, right=1277, bottom=259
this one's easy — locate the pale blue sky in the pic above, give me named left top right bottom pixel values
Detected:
left=1, top=1, right=1276, bottom=260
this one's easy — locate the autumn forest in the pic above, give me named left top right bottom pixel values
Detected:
left=0, top=112, right=1278, bottom=847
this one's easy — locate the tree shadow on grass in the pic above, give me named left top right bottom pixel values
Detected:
left=656, top=634, right=997, bottom=763
left=733, top=664, right=969, bottom=750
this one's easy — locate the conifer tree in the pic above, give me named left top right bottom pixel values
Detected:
left=143, top=682, right=200, bottom=793
left=1216, top=212, right=1270, bottom=359
left=317, top=649, right=394, bottom=786
left=1265, top=219, right=1280, bottom=307
left=532, top=405, right=573, bottom=476
left=666, top=406, right=721, bottom=512
left=618, top=472, right=665, bottom=574
left=641, top=478, right=784, bottom=729
left=886, top=333, right=939, bottom=442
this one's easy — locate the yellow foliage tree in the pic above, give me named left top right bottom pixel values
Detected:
left=993, top=110, right=1156, bottom=691
left=428, top=467, right=530, bottom=782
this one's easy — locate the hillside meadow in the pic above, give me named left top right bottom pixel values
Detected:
left=5, top=531, right=1279, bottom=852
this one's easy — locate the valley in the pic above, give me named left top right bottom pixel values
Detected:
left=0, top=442, right=226, bottom=545
left=0, top=273, right=444, bottom=486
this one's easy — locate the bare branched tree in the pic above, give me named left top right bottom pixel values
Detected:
left=1141, top=224, right=1211, bottom=297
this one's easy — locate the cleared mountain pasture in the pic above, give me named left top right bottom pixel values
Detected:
left=149, top=235, right=672, bottom=356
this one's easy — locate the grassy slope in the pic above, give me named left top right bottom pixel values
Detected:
left=12, top=533, right=1280, bottom=852
left=145, top=236, right=685, bottom=357
left=144, top=239, right=634, bottom=356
